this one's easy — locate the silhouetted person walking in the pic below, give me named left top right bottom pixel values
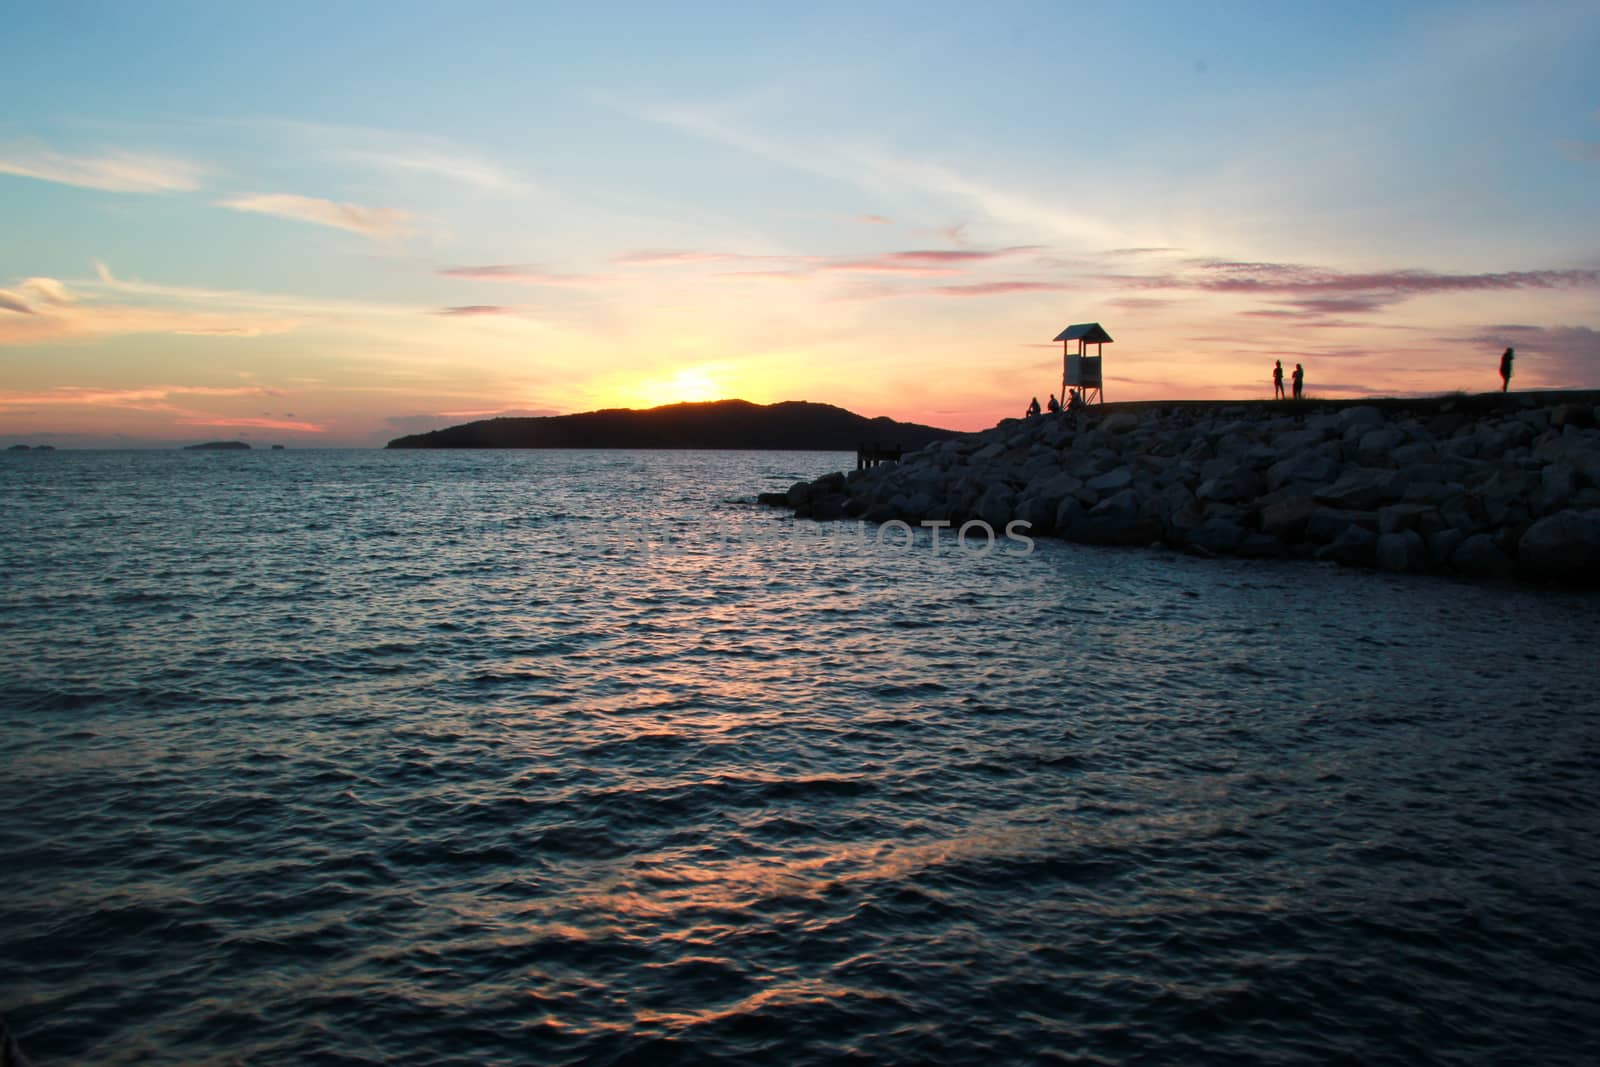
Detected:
left=1273, top=360, right=1285, bottom=399
left=1500, top=347, right=1514, bottom=392
left=1291, top=363, right=1304, bottom=400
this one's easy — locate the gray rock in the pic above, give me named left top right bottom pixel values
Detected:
left=1086, top=465, right=1134, bottom=493
left=1357, top=426, right=1407, bottom=465
left=1517, top=509, right=1600, bottom=582
left=1337, top=405, right=1386, bottom=434
left=1316, top=524, right=1378, bottom=566
left=785, top=480, right=813, bottom=507
left=1099, top=411, right=1142, bottom=434
left=1315, top=468, right=1400, bottom=510
left=1390, top=441, right=1441, bottom=466
left=1260, top=495, right=1318, bottom=541
left=1376, top=530, right=1428, bottom=573
left=1267, top=446, right=1342, bottom=490
left=1274, top=427, right=1327, bottom=452
left=1305, top=507, right=1379, bottom=544
left=1192, top=517, right=1247, bottom=554
left=1451, top=533, right=1511, bottom=577
left=1196, top=466, right=1263, bottom=503
left=1428, top=527, right=1467, bottom=565
left=1378, top=503, right=1439, bottom=535
left=975, top=485, right=1016, bottom=529
left=1092, top=487, right=1141, bottom=520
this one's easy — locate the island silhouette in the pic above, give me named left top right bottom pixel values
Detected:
left=385, top=399, right=962, bottom=451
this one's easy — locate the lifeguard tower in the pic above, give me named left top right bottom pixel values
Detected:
left=1055, top=322, right=1112, bottom=406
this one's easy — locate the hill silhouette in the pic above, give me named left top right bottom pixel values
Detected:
left=385, top=399, right=963, bottom=451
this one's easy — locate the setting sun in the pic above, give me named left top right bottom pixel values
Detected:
left=652, top=367, right=723, bottom=405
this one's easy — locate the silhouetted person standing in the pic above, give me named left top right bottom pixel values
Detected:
left=1291, top=363, right=1304, bottom=400
left=1273, top=360, right=1285, bottom=399
left=1500, top=347, right=1514, bottom=392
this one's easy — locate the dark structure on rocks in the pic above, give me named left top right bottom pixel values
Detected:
left=1055, top=322, right=1112, bottom=406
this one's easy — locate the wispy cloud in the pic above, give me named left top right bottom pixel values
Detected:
left=0, top=147, right=205, bottom=192
left=0, top=384, right=279, bottom=410
left=218, top=193, right=411, bottom=237
left=922, top=280, right=1068, bottom=298
left=821, top=246, right=1042, bottom=275
left=615, top=94, right=1131, bottom=248
left=0, top=274, right=299, bottom=346
left=439, top=265, right=610, bottom=286
left=342, top=148, right=528, bottom=191
left=434, top=305, right=516, bottom=316
left=174, top=413, right=324, bottom=432
left=1115, top=260, right=1600, bottom=314
left=859, top=214, right=892, bottom=225
left=615, top=249, right=771, bottom=265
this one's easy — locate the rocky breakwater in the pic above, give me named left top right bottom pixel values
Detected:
left=766, top=394, right=1600, bottom=584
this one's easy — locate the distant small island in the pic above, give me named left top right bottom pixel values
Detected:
left=184, top=441, right=251, bottom=451
left=6, top=444, right=55, bottom=451
left=385, top=399, right=961, bottom=451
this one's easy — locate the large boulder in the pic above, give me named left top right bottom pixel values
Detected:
left=1305, top=507, right=1379, bottom=544
left=1316, top=524, right=1378, bottom=566
left=1451, top=533, right=1512, bottom=578
left=1517, top=509, right=1600, bottom=583
left=1260, top=494, right=1318, bottom=541
left=1196, top=465, right=1264, bottom=504
left=975, top=485, right=1017, bottom=529
left=1086, top=465, right=1134, bottom=493
left=1376, top=530, right=1428, bottom=573
left=1315, top=468, right=1400, bottom=510
left=1267, top=446, right=1342, bottom=490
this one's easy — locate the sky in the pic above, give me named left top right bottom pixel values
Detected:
left=2, top=0, right=1598, bottom=447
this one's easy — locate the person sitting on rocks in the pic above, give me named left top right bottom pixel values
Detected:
left=1026, top=396, right=1041, bottom=418
left=1292, top=363, right=1304, bottom=400
left=1067, top=388, right=1085, bottom=412
left=1273, top=359, right=1285, bottom=400
left=1047, top=393, right=1062, bottom=414
left=1500, top=347, right=1514, bottom=392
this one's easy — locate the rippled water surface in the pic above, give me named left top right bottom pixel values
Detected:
left=3, top=448, right=1599, bottom=1065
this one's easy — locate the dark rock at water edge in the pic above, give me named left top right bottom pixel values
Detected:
left=762, top=391, right=1600, bottom=586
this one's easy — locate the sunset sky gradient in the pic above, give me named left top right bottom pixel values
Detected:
left=3, top=1, right=1598, bottom=446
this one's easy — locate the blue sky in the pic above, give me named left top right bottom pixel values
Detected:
left=2, top=1, right=1597, bottom=445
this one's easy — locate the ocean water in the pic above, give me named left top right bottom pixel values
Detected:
left=2, top=448, right=1598, bottom=1065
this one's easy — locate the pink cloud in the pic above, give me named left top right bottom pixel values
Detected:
left=438, top=265, right=610, bottom=286
left=176, top=414, right=325, bottom=432
left=614, top=249, right=744, bottom=265
left=923, top=281, right=1068, bottom=297
left=1115, top=261, right=1600, bottom=315
left=859, top=214, right=892, bottom=225
left=716, top=270, right=812, bottom=282
left=434, top=305, right=515, bottom=316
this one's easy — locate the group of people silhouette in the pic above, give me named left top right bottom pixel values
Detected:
left=1031, top=346, right=1518, bottom=417
left=1269, top=347, right=1515, bottom=401
left=1025, top=390, right=1086, bottom=418
left=1272, top=360, right=1305, bottom=400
